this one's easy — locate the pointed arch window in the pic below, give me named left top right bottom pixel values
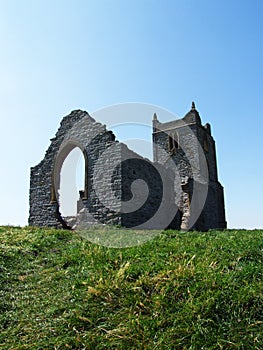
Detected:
left=51, top=143, right=88, bottom=206
left=168, top=131, right=179, bottom=153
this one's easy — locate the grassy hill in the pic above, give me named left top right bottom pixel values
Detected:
left=0, top=226, right=262, bottom=349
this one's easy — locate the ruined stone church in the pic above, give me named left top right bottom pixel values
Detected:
left=29, top=103, right=226, bottom=231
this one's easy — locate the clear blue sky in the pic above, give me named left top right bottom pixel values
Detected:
left=0, top=0, right=262, bottom=229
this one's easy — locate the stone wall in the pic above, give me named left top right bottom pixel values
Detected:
left=29, top=110, right=123, bottom=228
left=29, top=110, right=87, bottom=227
left=119, top=146, right=180, bottom=229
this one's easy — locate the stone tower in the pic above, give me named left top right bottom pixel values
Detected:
left=152, top=102, right=226, bottom=230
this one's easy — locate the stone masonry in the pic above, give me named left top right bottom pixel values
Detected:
left=29, top=103, right=226, bottom=231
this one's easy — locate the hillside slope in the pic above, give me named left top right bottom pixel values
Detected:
left=0, top=226, right=262, bottom=349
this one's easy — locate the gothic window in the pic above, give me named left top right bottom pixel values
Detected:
left=168, top=134, right=174, bottom=152
left=168, top=132, right=179, bottom=153
left=57, top=147, right=87, bottom=217
left=51, top=144, right=88, bottom=208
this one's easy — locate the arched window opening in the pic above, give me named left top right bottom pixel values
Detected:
left=168, top=134, right=174, bottom=152
left=168, top=131, right=179, bottom=153
left=59, top=147, right=86, bottom=218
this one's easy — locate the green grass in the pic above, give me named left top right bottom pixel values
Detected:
left=0, top=226, right=262, bottom=349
